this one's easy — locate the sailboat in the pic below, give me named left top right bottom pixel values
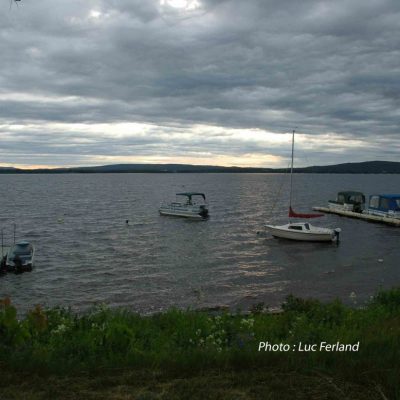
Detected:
left=265, top=130, right=341, bottom=242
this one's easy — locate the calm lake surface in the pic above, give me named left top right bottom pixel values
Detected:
left=1, top=173, right=399, bottom=314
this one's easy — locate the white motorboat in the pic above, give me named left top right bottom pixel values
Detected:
left=159, top=192, right=209, bottom=219
left=266, top=222, right=341, bottom=242
left=265, top=129, right=341, bottom=242
left=6, top=240, right=35, bottom=272
left=328, top=191, right=365, bottom=213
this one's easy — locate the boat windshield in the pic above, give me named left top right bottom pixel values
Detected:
left=304, top=223, right=310, bottom=230
left=288, top=225, right=302, bottom=231
left=350, top=195, right=364, bottom=203
left=16, top=249, right=31, bottom=256
left=11, top=246, right=32, bottom=257
left=337, top=194, right=345, bottom=203
left=12, top=254, right=31, bottom=261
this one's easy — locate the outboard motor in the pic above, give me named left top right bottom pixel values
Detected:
left=334, top=228, right=341, bottom=243
left=199, top=205, right=209, bottom=218
left=0, top=256, right=6, bottom=274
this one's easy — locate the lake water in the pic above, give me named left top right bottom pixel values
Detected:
left=1, top=173, right=399, bottom=314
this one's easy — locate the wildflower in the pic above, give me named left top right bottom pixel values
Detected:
left=349, top=292, right=357, bottom=304
left=240, top=317, right=255, bottom=329
left=52, top=323, right=67, bottom=335
left=97, top=303, right=109, bottom=313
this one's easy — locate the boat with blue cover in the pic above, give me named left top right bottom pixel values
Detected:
left=366, top=194, right=400, bottom=219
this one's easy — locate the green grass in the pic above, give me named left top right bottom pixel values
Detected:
left=1, top=288, right=400, bottom=399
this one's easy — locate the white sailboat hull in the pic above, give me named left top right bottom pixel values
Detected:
left=265, top=224, right=337, bottom=242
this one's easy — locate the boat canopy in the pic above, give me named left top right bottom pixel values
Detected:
left=368, top=194, right=400, bottom=211
left=16, top=241, right=30, bottom=247
left=336, top=191, right=365, bottom=204
left=176, top=192, right=206, bottom=201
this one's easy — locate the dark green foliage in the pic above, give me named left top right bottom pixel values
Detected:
left=372, top=287, right=400, bottom=310
left=1, top=289, right=400, bottom=398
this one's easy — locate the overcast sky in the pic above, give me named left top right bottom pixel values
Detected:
left=1, top=0, right=399, bottom=168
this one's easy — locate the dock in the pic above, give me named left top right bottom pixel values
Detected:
left=312, top=207, right=400, bottom=227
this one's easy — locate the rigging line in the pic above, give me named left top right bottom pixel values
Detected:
left=267, top=128, right=296, bottom=220
left=267, top=159, right=291, bottom=219
left=289, top=128, right=295, bottom=209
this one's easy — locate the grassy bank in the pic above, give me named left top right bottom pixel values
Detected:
left=1, top=289, right=400, bottom=399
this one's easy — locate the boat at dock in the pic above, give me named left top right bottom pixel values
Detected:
left=159, top=192, right=209, bottom=219
left=366, top=194, right=400, bottom=219
left=328, top=191, right=365, bottom=213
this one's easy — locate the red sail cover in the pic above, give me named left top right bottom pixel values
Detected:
left=289, top=206, right=324, bottom=219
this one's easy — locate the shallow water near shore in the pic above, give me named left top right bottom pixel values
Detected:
left=0, top=173, right=399, bottom=314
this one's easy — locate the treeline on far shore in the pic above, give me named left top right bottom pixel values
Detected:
left=1, top=160, right=400, bottom=174
left=1, top=288, right=400, bottom=399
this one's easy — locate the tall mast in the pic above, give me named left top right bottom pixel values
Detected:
left=289, top=129, right=295, bottom=210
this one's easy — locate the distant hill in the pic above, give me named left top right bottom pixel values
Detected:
left=0, top=167, right=18, bottom=173
left=0, top=161, right=399, bottom=174
left=0, top=164, right=274, bottom=174
left=290, top=161, right=400, bottom=174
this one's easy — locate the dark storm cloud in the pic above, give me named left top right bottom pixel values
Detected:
left=0, top=0, right=399, bottom=166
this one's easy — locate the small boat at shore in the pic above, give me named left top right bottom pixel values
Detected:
left=159, top=192, right=209, bottom=219
left=328, top=191, right=365, bottom=213
left=5, top=241, right=35, bottom=272
left=366, top=194, right=400, bottom=219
